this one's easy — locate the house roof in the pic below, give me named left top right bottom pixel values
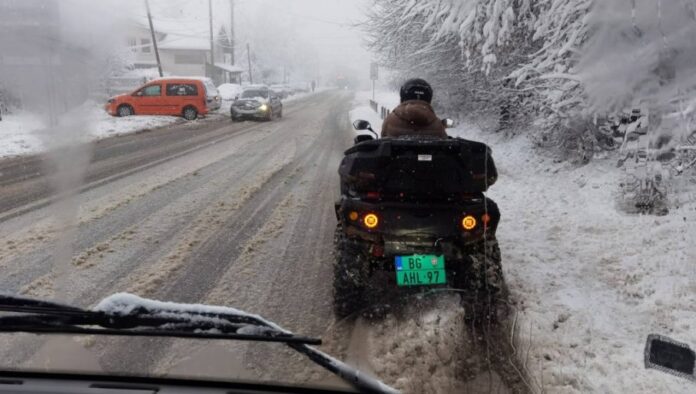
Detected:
left=214, top=63, right=244, bottom=73
left=136, top=17, right=224, bottom=51
left=158, top=35, right=210, bottom=50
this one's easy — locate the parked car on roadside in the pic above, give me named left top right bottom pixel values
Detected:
left=105, top=77, right=221, bottom=121
left=230, top=86, right=283, bottom=121
left=269, top=84, right=291, bottom=99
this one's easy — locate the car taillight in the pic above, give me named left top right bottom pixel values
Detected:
left=461, top=215, right=477, bottom=230
left=366, top=191, right=380, bottom=200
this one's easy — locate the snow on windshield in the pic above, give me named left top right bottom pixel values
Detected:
left=94, top=292, right=289, bottom=333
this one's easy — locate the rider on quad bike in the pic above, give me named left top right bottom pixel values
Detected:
left=381, top=78, right=448, bottom=139
left=333, top=79, right=506, bottom=320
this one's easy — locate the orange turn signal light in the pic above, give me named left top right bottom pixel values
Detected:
left=462, top=215, right=477, bottom=230
left=348, top=211, right=359, bottom=221
left=364, top=213, right=379, bottom=229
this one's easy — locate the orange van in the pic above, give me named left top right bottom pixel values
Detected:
left=105, top=77, right=221, bottom=120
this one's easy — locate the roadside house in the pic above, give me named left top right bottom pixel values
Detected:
left=126, top=20, right=242, bottom=86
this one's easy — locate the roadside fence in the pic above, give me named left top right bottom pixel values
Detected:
left=369, top=99, right=391, bottom=120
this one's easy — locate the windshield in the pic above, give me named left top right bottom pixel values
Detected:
left=0, top=1, right=695, bottom=394
left=240, top=89, right=268, bottom=99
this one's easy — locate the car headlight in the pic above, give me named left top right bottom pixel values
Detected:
left=107, top=99, right=115, bottom=104
left=259, top=104, right=268, bottom=111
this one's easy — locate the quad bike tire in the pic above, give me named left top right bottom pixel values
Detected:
left=453, top=237, right=508, bottom=322
left=332, top=224, right=366, bottom=319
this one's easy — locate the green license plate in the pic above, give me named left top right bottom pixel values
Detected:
left=395, top=255, right=446, bottom=286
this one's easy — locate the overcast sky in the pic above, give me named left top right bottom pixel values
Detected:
left=142, top=0, right=372, bottom=84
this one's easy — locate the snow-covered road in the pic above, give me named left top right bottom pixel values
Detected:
left=0, top=90, right=529, bottom=394
left=0, top=90, right=351, bottom=387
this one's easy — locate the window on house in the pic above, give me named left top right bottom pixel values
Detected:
left=128, top=38, right=137, bottom=52
left=141, top=38, right=151, bottom=53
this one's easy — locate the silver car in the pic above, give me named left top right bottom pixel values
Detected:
left=230, top=87, right=283, bottom=121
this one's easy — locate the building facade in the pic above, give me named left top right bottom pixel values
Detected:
left=127, top=22, right=241, bottom=85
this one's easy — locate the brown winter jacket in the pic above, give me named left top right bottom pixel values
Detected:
left=381, top=100, right=447, bottom=138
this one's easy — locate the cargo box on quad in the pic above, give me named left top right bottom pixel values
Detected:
left=338, top=136, right=498, bottom=199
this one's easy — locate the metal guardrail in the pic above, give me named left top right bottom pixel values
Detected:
left=369, top=99, right=391, bottom=120
left=380, top=106, right=390, bottom=120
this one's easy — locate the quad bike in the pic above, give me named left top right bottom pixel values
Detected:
left=333, top=119, right=506, bottom=320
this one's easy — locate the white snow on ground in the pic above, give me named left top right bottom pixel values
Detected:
left=217, top=83, right=244, bottom=101
left=349, top=90, right=391, bottom=137
left=75, top=101, right=180, bottom=140
left=0, top=112, right=47, bottom=156
left=0, top=104, right=181, bottom=158
left=357, top=295, right=511, bottom=394
left=450, top=123, right=696, bottom=393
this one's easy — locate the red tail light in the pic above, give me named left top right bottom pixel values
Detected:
left=366, top=191, right=380, bottom=199
left=371, top=244, right=384, bottom=257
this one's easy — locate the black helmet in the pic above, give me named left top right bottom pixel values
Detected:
left=400, top=78, right=433, bottom=103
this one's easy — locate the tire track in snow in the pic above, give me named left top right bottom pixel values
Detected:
left=124, top=143, right=297, bottom=297
left=0, top=93, right=337, bottom=370
left=93, top=92, right=350, bottom=375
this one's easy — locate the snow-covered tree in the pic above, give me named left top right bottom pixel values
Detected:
left=366, top=0, right=696, bottom=160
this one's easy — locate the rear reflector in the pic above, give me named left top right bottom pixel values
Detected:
left=462, top=215, right=477, bottom=230
left=364, top=213, right=379, bottom=229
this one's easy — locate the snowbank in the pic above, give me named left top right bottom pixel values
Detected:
left=0, top=104, right=180, bottom=158
left=449, top=124, right=696, bottom=393
left=217, top=83, right=244, bottom=101
left=0, top=112, right=47, bottom=157
left=348, top=90, right=395, bottom=137
left=76, top=101, right=180, bottom=140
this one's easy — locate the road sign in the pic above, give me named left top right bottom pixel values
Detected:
left=370, top=62, right=378, bottom=80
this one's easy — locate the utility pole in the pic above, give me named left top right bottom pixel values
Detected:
left=229, top=0, right=235, bottom=65
left=208, top=0, right=215, bottom=77
left=145, top=0, right=163, bottom=77
left=246, top=43, right=253, bottom=84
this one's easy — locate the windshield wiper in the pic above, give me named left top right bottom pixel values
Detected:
left=0, top=294, right=318, bottom=344
left=0, top=293, right=398, bottom=394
